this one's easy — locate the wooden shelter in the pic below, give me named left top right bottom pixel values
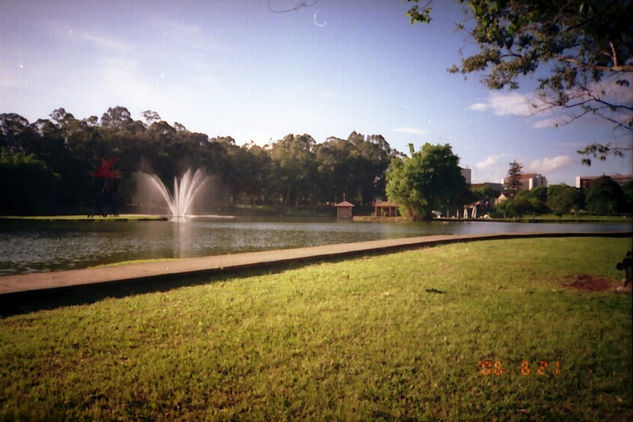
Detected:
left=334, top=200, right=355, bottom=219
left=374, top=201, right=399, bottom=217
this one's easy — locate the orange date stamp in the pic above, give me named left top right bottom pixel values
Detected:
left=478, top=360, right=560, bottom=376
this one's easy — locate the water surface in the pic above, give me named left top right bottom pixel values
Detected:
left=0, top=216, right=630, bottom=275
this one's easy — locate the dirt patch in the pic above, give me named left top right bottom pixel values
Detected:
left=563, top=273, right=631, bottom=293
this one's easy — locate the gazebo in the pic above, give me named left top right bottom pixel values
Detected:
left=334, top=200, right=355, bottom=219
left=374, top=201, right=399, bottom=217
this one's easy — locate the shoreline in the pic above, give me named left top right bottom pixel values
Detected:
left=1, top=231, right=630, bottom=297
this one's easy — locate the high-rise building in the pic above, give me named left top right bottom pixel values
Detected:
left=503, top=173, right=548, bottom=191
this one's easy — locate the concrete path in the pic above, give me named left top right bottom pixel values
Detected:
left=0, top=231, right=630, bottom=295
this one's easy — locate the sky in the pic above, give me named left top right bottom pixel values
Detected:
left=1, top=0, right=631, bottom=185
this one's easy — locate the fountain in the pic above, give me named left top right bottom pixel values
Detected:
left=143, top=169, right=208, bottom=219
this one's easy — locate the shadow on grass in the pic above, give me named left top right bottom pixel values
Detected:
left=3, top=233, right=630, bottom=318
left=0, top=251, right=389, bottom=318
left=0, top=264, right=308, bottom=318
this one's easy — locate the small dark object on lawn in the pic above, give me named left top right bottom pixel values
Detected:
left=616, top=251, right=632, bottom=287
left=425, top=288, right=445, bottom=294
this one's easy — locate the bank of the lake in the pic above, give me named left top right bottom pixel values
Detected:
left=0, top=214, right=167, bottom=221
left=0, top=237, right=630, bottom=420
left=1, top=217, right=631, bottom=275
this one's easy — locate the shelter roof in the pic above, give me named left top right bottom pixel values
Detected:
left=334, top=201, right=355, bottom=208
left=374, top=201, right=398, bottom=207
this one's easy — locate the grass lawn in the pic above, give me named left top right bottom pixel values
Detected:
left=1, top=237, right=631, bottom=420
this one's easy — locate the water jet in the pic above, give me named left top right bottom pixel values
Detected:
left=142, top=169, right=208, bottom=220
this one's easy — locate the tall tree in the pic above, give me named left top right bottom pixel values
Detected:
left=385, top=143, right=465, bottom=220
left=407, top=0, right=633, bottom=164
left=504, top=160, right=523, bottom=198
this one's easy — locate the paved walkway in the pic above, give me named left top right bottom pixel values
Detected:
left=0, top=231, right=629, bottom=295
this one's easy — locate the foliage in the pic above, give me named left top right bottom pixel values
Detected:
left=407, top=0, right=633, bottom=163
left=1, top=238, right=631, bottom=420
left=495, top=186, right=548, bottom=217
left=0, top=108, right=397, bottom=214
left=547, top=184, right=584, bottom=216
left=0, top=149, right=60, bottom=214
left=471, top=184, right=498, bottom=202
left=622, top=181, right=633, bottom=214
left=504, top=160, right=523, bottom=198
left=585, top=175, right=626, bottom=215
left=269, top=134, right=318, bottom=208
left=385, top=143, right=465, bottom=220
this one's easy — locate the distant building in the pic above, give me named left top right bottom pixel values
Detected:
left=460, top=168, right=472, bottom=185
left=576, top=174, right=633, bottom=189
left=503, top=173, right=548, bottom=191
left=373, top=201, right=399, bottom=217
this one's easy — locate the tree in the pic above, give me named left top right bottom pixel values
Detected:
left=622, top=181, right=633, bottom=214
left=100, top=106, right=133, bottom=128
left=584, top=175, right=625, bottom=215
left=407, top=0, right=633, bottom=164
left=270, top=134, right=317, bottom=208
left=385, top=143, right=465, bottom=220
left=504, top=160, right=523, bottom=198
left=547, top=184, right=584, bottom=216
left=314, top=132, right=397, bottom=207
left=0, top=149, right=60, bottom=214
left=496, top=188, right=548, bottom=218
left=141, top=110, right=161, bottom=126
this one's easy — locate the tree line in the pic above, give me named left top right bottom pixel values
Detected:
left=494, top=176, right=633, bottom=218
left=383, top=144, right=632, bottom=221
left=0, top=106, right=400, bottom=214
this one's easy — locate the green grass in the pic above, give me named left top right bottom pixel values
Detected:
left=1, top=238, right=631, bottom=420
left=0, top=214, right=167, bottom=221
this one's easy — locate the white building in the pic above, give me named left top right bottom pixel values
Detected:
left=503, top=173, right=548, bottom=191
left=460, top=168, right=471, bottom=185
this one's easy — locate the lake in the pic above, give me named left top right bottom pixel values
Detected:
left=0, top=216, right=631, bottom=275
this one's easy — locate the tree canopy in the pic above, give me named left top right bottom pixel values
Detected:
left=385, top=143, right=466, bottom=220
left=584, top=175, right=626, bottom=215
left=547, top=184, right=584, bottom=216
left=407, top=0, right=633, bottom=164
left=0, top=107, right=399, bottom=214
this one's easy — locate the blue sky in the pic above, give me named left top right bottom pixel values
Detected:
left=1, top=0, right=631, bottom=184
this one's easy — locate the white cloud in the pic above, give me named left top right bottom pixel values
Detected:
left=469, top=73, right=633, bottom=130
left=393, top=127, right=427, bottom=135
left=527, top=155, right=574, bottom=174
left=532, top=117, right=562, bottom=129
left=468, top=102, right=489, bottom=112
left=475, top=154, right=505, bottom=170
left=469, top=92, right=536, bottom=117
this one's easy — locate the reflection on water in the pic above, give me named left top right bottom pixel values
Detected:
left=0, top=217, right=630, bottom=275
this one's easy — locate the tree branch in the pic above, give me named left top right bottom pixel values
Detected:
left=557, top=56, right=633, bottom=72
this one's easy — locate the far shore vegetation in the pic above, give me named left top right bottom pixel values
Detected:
left=1, top=109, right=632, bottom=220
left=1, top=237, right=631, bottom=420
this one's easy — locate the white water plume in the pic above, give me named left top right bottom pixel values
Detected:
left=144, top=169, right=208, bottom=218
